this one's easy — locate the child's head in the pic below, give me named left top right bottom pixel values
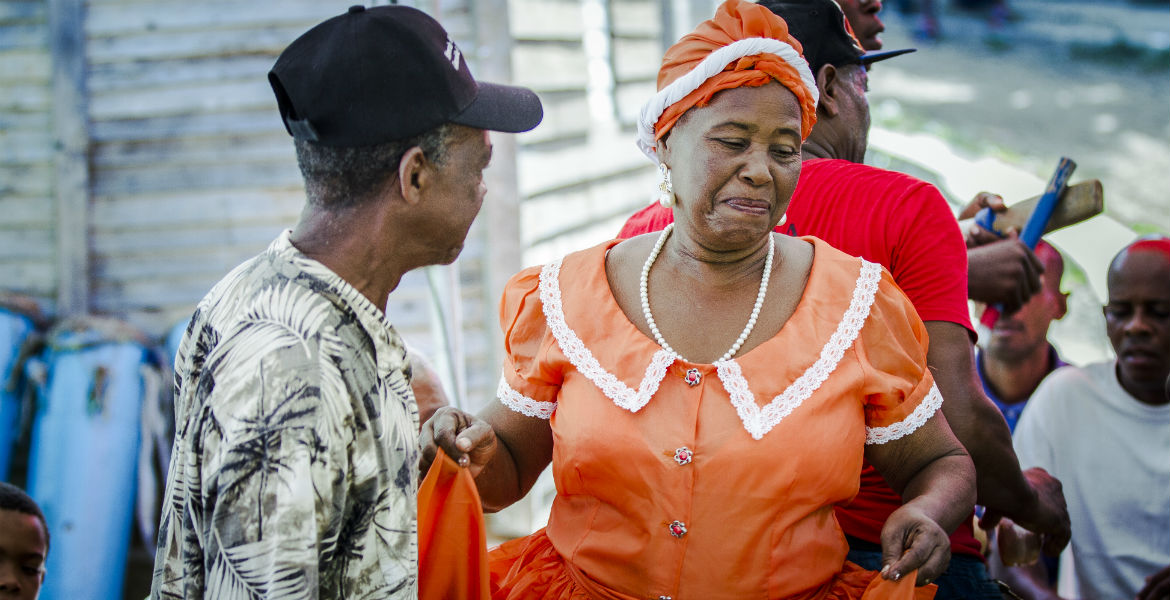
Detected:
left=0, top=482, right=48, bottom=600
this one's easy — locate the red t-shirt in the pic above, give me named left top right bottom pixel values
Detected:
left=618, top=158, right=982, bottom=559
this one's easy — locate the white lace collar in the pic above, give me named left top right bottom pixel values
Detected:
left=534, top=250, right=883, bottom=440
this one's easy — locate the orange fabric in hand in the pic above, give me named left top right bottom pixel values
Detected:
left=860, top=569, right=936, bottom=600
left=418, top=448, right=490, bottom=600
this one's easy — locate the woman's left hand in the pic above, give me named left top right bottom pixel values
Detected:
left=879, top=504, right=952, bottom=586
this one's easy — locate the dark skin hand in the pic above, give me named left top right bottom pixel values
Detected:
left=420, top=402, right=553, bottom=512
left=959, top=192, right=1046, bottom=314
left=967, top=231, right=1045, bottom=313
left=977, top=467, right=1070, bottom=557
left=958, top=191, right=1007, bottom=221
left=1139, top=565, right=1170, bottom=600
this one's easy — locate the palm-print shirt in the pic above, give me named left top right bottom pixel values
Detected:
left=151, top=230, right=420, bottom=599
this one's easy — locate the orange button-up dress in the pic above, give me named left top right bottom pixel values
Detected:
left=491, top=238, right=942, bottom=600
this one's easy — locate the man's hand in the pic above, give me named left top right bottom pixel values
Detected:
left=1138, top=564, right=1170, bottom=600
left=419, top=407, right=497, bottom=478
left=967, top=231, right=1045, bottom=313
left=960, top=192, right=1011, bottom=250
left=959, top=191, right=1007, bottom=222
left=980, top=467, right=1070, bottom=557
left=880, top=505, right=952, bottom=586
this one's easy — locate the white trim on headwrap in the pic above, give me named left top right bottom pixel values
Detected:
left=636, top=37, right=818, bottom=163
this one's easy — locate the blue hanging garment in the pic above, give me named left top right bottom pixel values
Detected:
left=25, top=316, right=154, bottom=600
left=0, top=296, right=43, bottom=482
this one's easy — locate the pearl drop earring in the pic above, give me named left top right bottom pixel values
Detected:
left=657, top=164, right=675, bottom=208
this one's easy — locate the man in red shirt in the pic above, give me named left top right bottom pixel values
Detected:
left=618, top=1, right=1070, bottom=596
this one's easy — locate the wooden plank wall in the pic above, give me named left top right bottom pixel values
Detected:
left=610, top=0, right=662, bottom=128
left=84, top=1, right=341, bottom=335
left=513, top=0, right=662, bottom=268
left=0, top=1, right=56, bottom=305
left=0, top=0, right=688, bottom=406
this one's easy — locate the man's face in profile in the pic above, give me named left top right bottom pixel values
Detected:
left=837, top=0, right=885, bottom=50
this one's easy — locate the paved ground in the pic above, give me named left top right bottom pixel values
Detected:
left=867, top=0, right=1170, bottom=232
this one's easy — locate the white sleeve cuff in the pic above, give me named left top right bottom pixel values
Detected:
left=498, top=375, right=556, bottom=419
left=865, top=383, right=943, bottom=445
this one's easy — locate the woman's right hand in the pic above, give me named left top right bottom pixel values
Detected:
left=419, top=406, right=498, bottom=478
left=879, top=504, right=952, bottom=587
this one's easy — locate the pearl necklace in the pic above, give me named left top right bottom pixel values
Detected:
left=640, top=223, right=774, bottom=363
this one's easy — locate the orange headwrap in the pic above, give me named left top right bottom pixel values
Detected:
left=638, top=0, right=818, bottom=160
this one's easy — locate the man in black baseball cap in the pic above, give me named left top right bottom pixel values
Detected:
left=151, top=6, right=542, bottom=599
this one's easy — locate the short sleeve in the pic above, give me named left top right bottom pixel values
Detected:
left=887, top=181, right=973, bottom=333
left=855, top=268, right=944, bottom=444
left=497, top=265, right=562, bottom=419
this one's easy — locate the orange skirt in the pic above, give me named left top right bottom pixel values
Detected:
left=489, top=528, right=936, bottom=600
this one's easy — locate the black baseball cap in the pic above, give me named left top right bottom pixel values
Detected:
left=758, top=0, right=914, bottom=74
left=269, top=5, right=543, bottom=147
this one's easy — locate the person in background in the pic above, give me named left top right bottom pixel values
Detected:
left=976, top=241, right=1068, bottom=432
left=149, top=5, right=542, bottom=598
left=1011, top=235, right=1170, bottom=600
left=0, top=482, right=48, bottom=600
left=835, top=0, right=886, bottom=50
left=618, top=0, right=1070, bottom=597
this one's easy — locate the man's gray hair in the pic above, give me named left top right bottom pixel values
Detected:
left=294, top=123, right=454, bottom=209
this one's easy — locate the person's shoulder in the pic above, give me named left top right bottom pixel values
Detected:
left=196, top=251, right=271, bottom=313
left=514, top=239, right=618, bottom=281
left=801, top=158, right=929, bottom=187
left=805, top=239, right=905, bottom=306
left=805, top=235, right=864, bottom=270
left=1041, top=361, right=1107, bottom=388
left=502, top=239, right=617, bottom=311
left=197, top=277, right=360, bottom=379
left=797, top=159, right=946, bottom=214
left=1028, top=362, right=1109, bottom=411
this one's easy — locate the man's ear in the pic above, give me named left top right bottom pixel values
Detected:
left=397, top=146, right=429, bottom=205
left=814, top=64, right=840, bottom=118
left=1055, top=291, right=1070, bottom=320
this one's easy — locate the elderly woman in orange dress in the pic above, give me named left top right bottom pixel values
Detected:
left=421, top=1, right=975, bottom=598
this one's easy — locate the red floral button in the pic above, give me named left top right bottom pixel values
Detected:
left=673, top=447, right=693, bottom=466
left=668, top=520, right=687, bottom=538
left=683, top=368, right=701, bottom=386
